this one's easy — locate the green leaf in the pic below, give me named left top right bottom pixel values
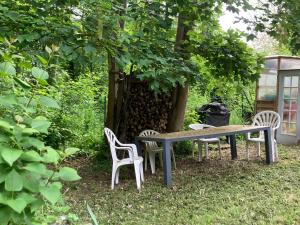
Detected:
left=40, top=184, right=61, bottom=205
left=5, top=169, right=23, bottom=191
left=22, top=128, right=39, bottom=135
left=23, top=162, right=47, bottom=176
left=58, top=167, right=81, bottom=181
left=0, top=134, right=10, bottom=143
left=31, top=116, right=51, bottom=134
left=32, top=67, right=49, bottom=80
left=0, top=94, right=18, bottom=106
left=18, top=192, right=36, bottom=204
left=0, top=62, right=16, bottom=76
left=43, top=147, right=60, bottom=164
left=1, top=148, right=23, bottom=166
left=13, top=77, right=31, bottom=89
left=65, top=147, right=80, bottom=157
left=7, top=198, right=27, bottom=213
left=20, top=137, right=45, bottom=150
left=21, top=151, right=42, bottom=162
left=30, top=199, right=44, bottom=213
left=0, top=166, right=10, bottom=183
left=87, top=204, right=99, bottom=225
left=39, top=96, right=60, bottom=109
left=0, top=207, right=11, bottom=225
left=0, top=120, right=11, bottom=130
left=21, top=171, right=40, bottom=193
left=45, top=46, right=52, bottom=54
left=36, top=55, right=48, bottom=65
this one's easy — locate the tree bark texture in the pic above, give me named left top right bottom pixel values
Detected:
left=167, top=13, right=192, bottom=132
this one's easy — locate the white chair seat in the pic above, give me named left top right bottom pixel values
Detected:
left=199, top=138, right=220, bottom=142
left=139, top=130, right=176, bottom=174
left=189, top=124, right=221, bottom=161
left=247, top=137, right=264, bottom=142
left=117, top=156, right=143, bottom=166
left=246, top=111, right=280, bottom=161
left=105, top=127, right=144, bottom=190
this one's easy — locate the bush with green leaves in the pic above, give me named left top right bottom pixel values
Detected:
left=45, top=73, right=106, bottom=153
left=0, top=40, right=80, bottom=224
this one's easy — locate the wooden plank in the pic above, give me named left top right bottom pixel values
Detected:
left=136, top=125, right=269, bottom=142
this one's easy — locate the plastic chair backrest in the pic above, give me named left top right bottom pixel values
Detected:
left=139, top=130, right=160, bottom=150
left=104, top=127, right=118, bottom=161
left=252, top=111, right=281, bottom=138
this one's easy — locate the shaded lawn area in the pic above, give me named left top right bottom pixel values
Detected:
left=65, top=143, right=300, bottom=225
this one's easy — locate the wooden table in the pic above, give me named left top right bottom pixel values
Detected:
left=135, top=125, right=274, bottom=187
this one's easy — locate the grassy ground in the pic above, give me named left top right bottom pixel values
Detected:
left=65, top=142, right=300, bottom=225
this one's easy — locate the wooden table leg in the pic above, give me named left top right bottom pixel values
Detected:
left=264, top=127, right=274, bottom=164
left=163, top=141, right=172, bottom=187
left=229, top=135, right=237, bottom=160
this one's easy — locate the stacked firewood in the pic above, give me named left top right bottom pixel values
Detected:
left=125, top=81, right=172, bottom=142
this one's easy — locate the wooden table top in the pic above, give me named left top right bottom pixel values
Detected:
left=135, top=125, right=270, bottom=142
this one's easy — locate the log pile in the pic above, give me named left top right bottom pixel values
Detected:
left=125, top=80, right=172, bottom=142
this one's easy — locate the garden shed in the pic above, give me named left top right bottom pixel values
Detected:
left=256, top=55, right=300, bottom=144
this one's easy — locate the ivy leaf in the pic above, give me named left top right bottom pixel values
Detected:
left=7, top=198, right=27, bottom=213
left=40, top=184, right=61, bottom=205
left=39, top=96, right=60, bottom=109
left=58, top=167, right=81, bottom=181
left=0, top=62, right=16, bottom=76
left=1, top=148, right=23, bottom=166
left=21, top=151, right=43, bottom=162
left=31, top=116, right=51, bottom=134
left=32, top=67, right=49, bottom=80
left=5, top=169, right=23, bottom=191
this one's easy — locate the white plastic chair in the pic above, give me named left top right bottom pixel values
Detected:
left=104, top=127, right=144, bottom=190
left=139, top=130, right=176, bottom=174
left=246, top=111, right=280, bottom=160
left=189, top=124, right=221, bottom=161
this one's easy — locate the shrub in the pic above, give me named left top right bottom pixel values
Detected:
left=0, top=40, right=80, bottom=224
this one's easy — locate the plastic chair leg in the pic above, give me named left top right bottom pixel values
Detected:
left=246, top=141, right=249, bottom=160
left=218, top=141, right=221, bottom=159
left=205, top=143, right=209, bottom=159
left=115, top=167, right=120, bottom=184
left=159, top=152, right=163, bottom=167
left=139, top=162, right=144, bottom=183
left=144, top=152, right=148, bottom=171
left=149, top=152, right=156, bottom=174
left=111, top=164, right=117, bottom=190
left=198, top=142, right=203, bottom=162
left=134, top=161, right=141, bottom=190
left=257, top=142, right=261, bottom=157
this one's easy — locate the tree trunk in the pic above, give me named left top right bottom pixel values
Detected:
left=105, top=0, right=127, bottom=136
left=167, top=13, right=192, bottom=132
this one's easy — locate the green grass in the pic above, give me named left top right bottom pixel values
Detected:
left=65, top=143, right=300, bottom=225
